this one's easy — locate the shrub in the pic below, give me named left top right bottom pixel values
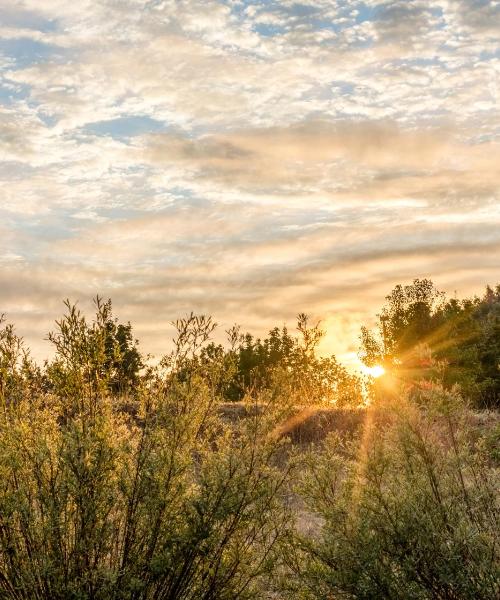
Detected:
left=287, top=386, right=500, bottom=599
left=0, top=303, right=292, bottom=600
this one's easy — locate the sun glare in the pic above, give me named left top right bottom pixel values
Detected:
left=363, top=365, right=386, bottom=378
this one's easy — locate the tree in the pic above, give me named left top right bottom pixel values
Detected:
left=226, top=315, right=362, bottom=406
left=103, top=312, right=143, bottom=394
left=46, top=297, right=143, bottom=401
left=360, top=280, right=500, bottom=408
left=360, top=278, right=444, bottom=367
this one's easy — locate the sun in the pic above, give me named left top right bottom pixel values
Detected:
left=362, top=364, right=386, bottom=378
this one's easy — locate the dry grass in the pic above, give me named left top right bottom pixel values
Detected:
left=218, top=402, right=377, bottom=444
left=218, top=401, right=500, bottom=454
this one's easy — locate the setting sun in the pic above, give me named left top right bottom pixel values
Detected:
left=0, top=2, right=498, bottom=598
left=362, top=365, right=386, bottom=379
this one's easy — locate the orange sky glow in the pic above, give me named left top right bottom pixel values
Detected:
left=0, top=1, right=498, bottom=369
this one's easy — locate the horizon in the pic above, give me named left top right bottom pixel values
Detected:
left=1, top=1, right=499, bottom=368
left=1, top=278, right=496, bottom=373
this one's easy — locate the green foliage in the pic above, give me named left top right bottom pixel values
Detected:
left=287, top=387, right=500, bottom=599
left=0, top=316, right=42, bottom=405
left=225, top=314, right=362, bottom=406
left=0, top=287, right=498, bottom=599
left=360, top=279, right=500, bottom=408
left=0, top=303, right=292, bottom=600
left=46, top=297, right=143, bottom=400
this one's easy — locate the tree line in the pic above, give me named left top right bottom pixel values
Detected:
left=4, top=278, right=498, bottom=409
left=0, top=280, right=498, bottom=599
left=361, top=279, right=500, bottom=408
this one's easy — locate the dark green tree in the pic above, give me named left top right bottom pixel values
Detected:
left=47, top=297, right=143, bottom=399
left=360, top=280, right=500, bottom=407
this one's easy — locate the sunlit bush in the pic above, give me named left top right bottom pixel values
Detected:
left=0, top=303, right=292, bottom=600
left=286, top=385, right=500, bottom=599
left=0, top=298, right=498, bottom=599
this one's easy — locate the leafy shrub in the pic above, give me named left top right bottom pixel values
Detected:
left=287, top=386, right=500, bottom=599
left=0, top=292, right=499, bottom=599
left=0, top=302, right=292, bottom=600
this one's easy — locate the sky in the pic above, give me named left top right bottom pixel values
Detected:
left=0, top=0, right=499, bottom=367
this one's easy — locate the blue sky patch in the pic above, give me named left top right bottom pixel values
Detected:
left=38, top=112, right=59, bottom=127
left=1, top=7, right=58, bottom=33
left=0, top=80, right=30, bottom=105
left=0, top=38, right=67, bottom=70
left=354, top=3, right=380, bottom=24
left=82, top=116, right=169, bottom=141
left=253, top=23, right=287, bottom=36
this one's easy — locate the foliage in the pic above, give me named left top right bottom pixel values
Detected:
left=223, top=314, right=362, bottom=406
left=286, top=385, right=500, bottom=599
left=0, top=301, right=292, bottom=600
left=158, top=313, right=363, bottom=406
left=360, top=279, right=500, bottom=408
left=0, top=287, right=498, bottom=599
left=0, top=315, right=42, bottom=405
left=46, top=297, right=143, bottom=400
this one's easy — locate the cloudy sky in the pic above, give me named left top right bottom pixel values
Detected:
left=1, top=0, right=499, bottom=366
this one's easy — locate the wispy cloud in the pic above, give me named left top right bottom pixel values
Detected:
left=1, top=0, right=498, bottom=364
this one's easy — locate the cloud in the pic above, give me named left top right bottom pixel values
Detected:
left=0, top=0, right=499, bottom=367
left=453, top=0, right=500, bottom=33
left=2, top=218, right=498, bottom=364
left=142, top=120, right=499, bottom=208
left=146, top=119, right=452, bottom=167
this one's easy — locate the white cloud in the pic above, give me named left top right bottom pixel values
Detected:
left=0, top=0, right=499, bottom=363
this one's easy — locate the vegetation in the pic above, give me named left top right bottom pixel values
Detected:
left=0, top=303, right=292, bottom=599
left=0, top=281, right=498, bottom=599
left=286, top=389, right=499, bottom=599
left=361, top=279, right=500, bottom=408
left=182, top=313, right=363, bottom=406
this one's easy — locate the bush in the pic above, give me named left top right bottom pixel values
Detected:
left=0, top=297, right=498, bottom=599
left=0, top=303, right=292, bottom=600
left=287, top=386, right=500, bottom=599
